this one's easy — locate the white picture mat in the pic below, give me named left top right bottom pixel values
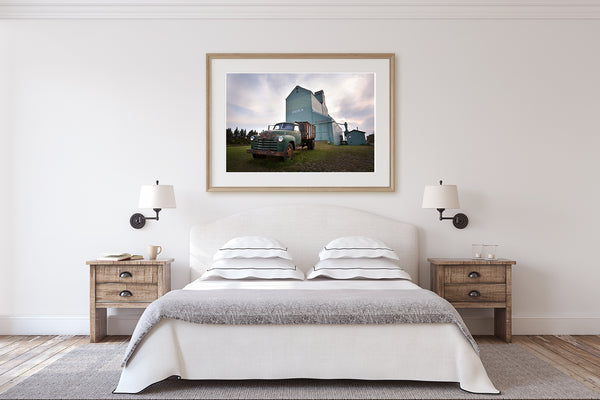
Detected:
left=208, top=57, right=392, bottom=189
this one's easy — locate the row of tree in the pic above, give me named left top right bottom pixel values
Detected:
left=226, top=128, right=260, bottom=145
left=227, top=127, right=375, bottom=145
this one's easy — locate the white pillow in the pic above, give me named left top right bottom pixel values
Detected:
left=312, top=257, right=408, bottom=270
left=319, top=236, right=399, bottom=260
left=307, top=258, right=411, bottom=280
left=213, top=236, right=292, bottom=260
left=200, top=268, right=305, bottom=281
left=209, top=258, right=296, bottom=270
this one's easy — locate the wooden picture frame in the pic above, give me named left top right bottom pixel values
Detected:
left=206, top=53, right=395, bottom=192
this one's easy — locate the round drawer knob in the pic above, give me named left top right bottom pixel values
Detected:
left=468, top=290, right=481, bottom=297
left=119, top=290, right=133, bottom=297
left=120, top=272, right=132, bottom=278
left=468, top=271, right=480, bottom=278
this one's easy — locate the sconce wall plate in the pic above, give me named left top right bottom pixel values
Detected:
left=130, top=213, right=146, bottom=229
left=452, top=213, right=469, bottom=229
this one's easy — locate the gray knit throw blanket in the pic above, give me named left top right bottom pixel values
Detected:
left=122, top=288, right=478, bottom=366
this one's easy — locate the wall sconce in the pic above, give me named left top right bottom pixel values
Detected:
left=130, top=180, right=176, bottom=229
left=422, top=180, right=469, bottom=229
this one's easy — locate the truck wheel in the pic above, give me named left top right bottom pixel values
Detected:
left=308, top=139, right=315, bottom=150
left=284, top=144, right=294, bottom=160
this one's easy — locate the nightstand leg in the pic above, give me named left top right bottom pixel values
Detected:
left=90, top=307, right=107, bottom=343
left=494, top=308, right=511, bottom=343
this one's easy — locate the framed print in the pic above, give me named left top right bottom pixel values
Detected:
left=206, top=53, right=395, bottom=192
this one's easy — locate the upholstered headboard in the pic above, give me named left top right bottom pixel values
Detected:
left=190, top=205, right=419, bottom=282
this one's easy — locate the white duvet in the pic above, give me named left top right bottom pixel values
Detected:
left=115, top=279, right=499, bottom=394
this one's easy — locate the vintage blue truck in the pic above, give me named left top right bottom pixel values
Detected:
left=247, top=121, right=316, bottom=161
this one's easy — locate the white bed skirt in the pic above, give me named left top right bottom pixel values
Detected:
left=115, top=319, right=499, bottom=394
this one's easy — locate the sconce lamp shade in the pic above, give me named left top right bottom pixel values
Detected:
left=138, top=185, right=176, bottom=209
left=422, top=184, right=460, bottom=209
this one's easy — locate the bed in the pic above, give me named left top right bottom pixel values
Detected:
left=114, top=205, right=498, bottom=394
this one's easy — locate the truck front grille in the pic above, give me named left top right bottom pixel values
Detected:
left=255, top=139, right=278, bottom=150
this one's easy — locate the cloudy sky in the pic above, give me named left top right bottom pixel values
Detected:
left=226, top=73, right=374, bottom=134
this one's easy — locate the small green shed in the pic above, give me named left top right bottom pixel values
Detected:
left=346, top=129, right=366, bottom=145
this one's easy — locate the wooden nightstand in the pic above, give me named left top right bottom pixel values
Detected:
left=428, top=258, right=516, bottom=342
left=86, top=258, right=173, bottom=343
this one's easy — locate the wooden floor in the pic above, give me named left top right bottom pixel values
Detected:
left=0, top=335, right=599, bottom=395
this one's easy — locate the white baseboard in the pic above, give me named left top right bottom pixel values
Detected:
left=0, top=312, right=143, bottom=335
left=513, top=316, right=600, bottom=335
left=1, top=315, right=599, bottom=336
left=0, top=315, right=89, bottom=335
left=462, top=316, right=600, bottom=335
left=106, top=315, right=142, bottom=336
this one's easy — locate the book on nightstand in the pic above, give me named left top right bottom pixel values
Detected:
left=96, top=253, right=143, bottom=261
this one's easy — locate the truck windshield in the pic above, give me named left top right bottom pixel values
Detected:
left=274, top=123, right=295, bottom=131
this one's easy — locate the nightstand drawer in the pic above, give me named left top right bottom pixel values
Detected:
left=95, top=266, right=158, bottom=284
left=444, top=284, right=506, bottom=303
left=445, top=265, right=505, bottom=284
left=95, top=283, right=158, bottom=303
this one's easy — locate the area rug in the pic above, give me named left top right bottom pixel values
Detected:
left=1, top=342, right=598, bottom=400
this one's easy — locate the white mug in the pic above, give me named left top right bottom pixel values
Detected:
left=147, top=245, right=162, bottom=260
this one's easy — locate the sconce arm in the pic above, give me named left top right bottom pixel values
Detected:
left=144, top=208, right=162, bottom=221
left=437, top=208, right=454, bottom=220
left=437, top=208, right=468, bottom=229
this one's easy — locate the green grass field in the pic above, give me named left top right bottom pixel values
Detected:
left=226, top=141, right=374, bottom=172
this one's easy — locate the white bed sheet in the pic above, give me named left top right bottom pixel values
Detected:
left=183, top=278, right=420, bottom=291
left=115, top=279, right=498, bottom=394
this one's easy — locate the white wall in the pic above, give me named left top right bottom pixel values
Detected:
left=1, top=17, right=599, bottom=335
left=0, top=22, right=15, bottom=316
